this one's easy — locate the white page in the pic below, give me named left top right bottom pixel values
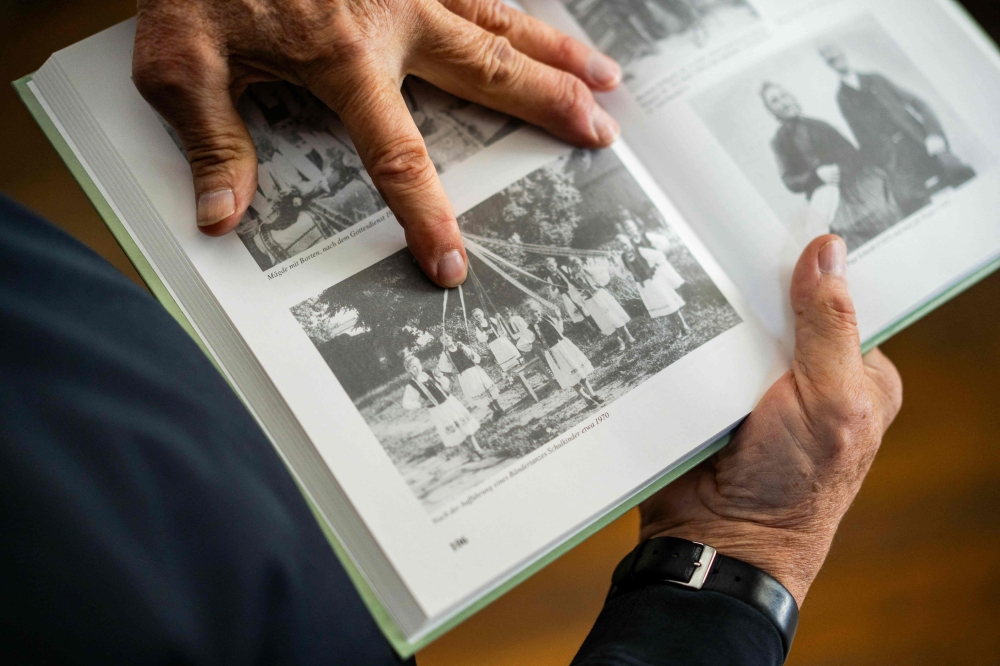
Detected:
left=44, top=21, right=785, bottom=622
left=530, top=0, right=1000, bottom=348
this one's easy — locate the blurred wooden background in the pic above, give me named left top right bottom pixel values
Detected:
left=2, top=2, right=998, bottom=664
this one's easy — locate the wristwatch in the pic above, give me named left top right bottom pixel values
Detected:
left=610, top=536, right=799, bottom=660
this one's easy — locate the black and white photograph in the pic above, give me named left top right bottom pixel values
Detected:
left=692, top=15, right=992, bottom=252
left=563, top=0, right=760, bottom=89
left=164, top=78, right=520, bottom=271
left=290, top=149, right=742, bottom=509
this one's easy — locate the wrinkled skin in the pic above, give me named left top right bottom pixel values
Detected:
left=133, top=0, right=622, bottom=287
left=641, top=236, right=903, bottom=605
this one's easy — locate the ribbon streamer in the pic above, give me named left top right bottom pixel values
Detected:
left=465, top=244, right=560, bottom=314
left=463, top=232, right=620, bottom=259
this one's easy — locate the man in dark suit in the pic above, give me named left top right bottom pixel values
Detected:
left=819, top=43, right=976, bottom=216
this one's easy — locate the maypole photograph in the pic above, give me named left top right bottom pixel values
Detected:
left=290, top=149, right=742, bottom=509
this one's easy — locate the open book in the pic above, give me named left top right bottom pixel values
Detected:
left=16, top=0, right=1000, bottom=657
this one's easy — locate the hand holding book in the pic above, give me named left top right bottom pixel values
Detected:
left=132, top=0, right=622, bottom=287
left=639, top=236, right=903, bottom=606
left=19, top=0, right=1000, bottom=654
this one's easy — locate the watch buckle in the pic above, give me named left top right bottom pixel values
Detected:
left=675, top=544, right=717, bottom=590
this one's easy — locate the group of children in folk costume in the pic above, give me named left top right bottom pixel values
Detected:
left=523, top=301, right=602, bottom=408
left=400, top=315, right=518, bottom=460
left=617, top=216, right=692, bottom=336
left=567, top=256, right=637, bottom=350
left=438, top=334, right=505, bottom=419
left=401, top=353, right=486, bottom=461
left=399, top=298, right=603, bottom=457
left=543, top=256, right=635, bottom=351
left=470, top=308, right=522, bottom=380
left=400, top=214, right=689, bottom=458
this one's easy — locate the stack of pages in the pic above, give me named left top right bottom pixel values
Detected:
left=16, top=0, right=1000, bottom=656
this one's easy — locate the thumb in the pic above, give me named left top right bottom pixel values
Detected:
left=790, top=235, right=865, bottom=403
left=133, top=56, right=258, bottom=236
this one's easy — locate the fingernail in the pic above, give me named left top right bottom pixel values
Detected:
left=437, top=250, right=467, bottom=287
left=197, top=189, right=236, bottom=227
left=587, top=52, right=622, bottom=87
left=592, top=107, right=620, bottom=145
left=818, top=239, right=847, bottom=276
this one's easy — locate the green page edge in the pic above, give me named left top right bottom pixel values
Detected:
left=14, top=73, right=999, bottom=658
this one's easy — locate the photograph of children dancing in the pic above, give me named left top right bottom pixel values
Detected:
left=693, top=15, right=990, bottom=252
left=290, top=148, right=741, bottom=509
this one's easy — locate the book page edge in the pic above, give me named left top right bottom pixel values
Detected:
left=13, top=72, right=416, bottom=658
left=860, top=253, right=1000, bottom=353
left=13, top=74, right=211, bottom=359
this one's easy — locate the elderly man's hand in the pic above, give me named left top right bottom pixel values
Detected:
left=133, top=0, right=622, bottom=287
left=640, top=236, right=903, bottom=606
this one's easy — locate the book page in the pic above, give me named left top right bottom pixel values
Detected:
left=42, top=20, right=785, bottom=625
left=528, top=0, right=1000, bottom=347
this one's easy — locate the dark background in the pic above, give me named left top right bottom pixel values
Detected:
left=2, top=2, right=998, bottom=664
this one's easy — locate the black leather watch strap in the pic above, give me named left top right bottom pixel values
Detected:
left=610, top=537, right=799, bottom=660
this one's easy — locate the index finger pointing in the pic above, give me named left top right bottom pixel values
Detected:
left=314, top=79, right=467, bottom=287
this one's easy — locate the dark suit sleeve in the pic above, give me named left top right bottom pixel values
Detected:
left=571, top=585, right=785, bottom=666
left=874, top=73, right=946, bottom=141
left=0, top=195, right=410, bottom=666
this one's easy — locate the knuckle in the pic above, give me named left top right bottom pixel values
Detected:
left=184, top=130, right=255, bottom=173
left=132, top=53, right=195, bottom=101
left=368, top=136, right=436, bottom=190
left=811, top=287, right=858, bottom=335
left=408, top=210, right=458, bottom=238
left=552, top=34, right=581, bottom=66
left=554, top=73, right=593, bottom=123
left=475, top=0, right=515, bottom=35
left=818, top=391, right=878, bottom=457
left=823, top=286, right=857, bottom=320
left=477, top=34, right=521, bottom=88
left=254, top=7, right=373, bottom=85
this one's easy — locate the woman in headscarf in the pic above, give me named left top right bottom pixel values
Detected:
left=763, top=82, right=902, bottom=251
left=439, top=334, right=505, bottom=420
left=525, top=301, right=602, bottom=408
left=543, top=257, right=587, bottom=324
left=502, top=306, right=536, bottom=354
left=401, top=353, right=485, bottom=460
left=567, top=256, right=636, bottom=352
left=620, top=216, right=685, bottom=291
left=619, top=235, right=692, bottom=336
left=471, top=307, right=521, bottom=377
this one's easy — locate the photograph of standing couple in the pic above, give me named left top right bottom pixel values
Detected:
left=694, top=15, right=991, bottom=252
left=290, top=148, right=741, bottom=509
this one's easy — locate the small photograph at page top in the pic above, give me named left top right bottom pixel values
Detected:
left=563, top=0, right=762, bottom=91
